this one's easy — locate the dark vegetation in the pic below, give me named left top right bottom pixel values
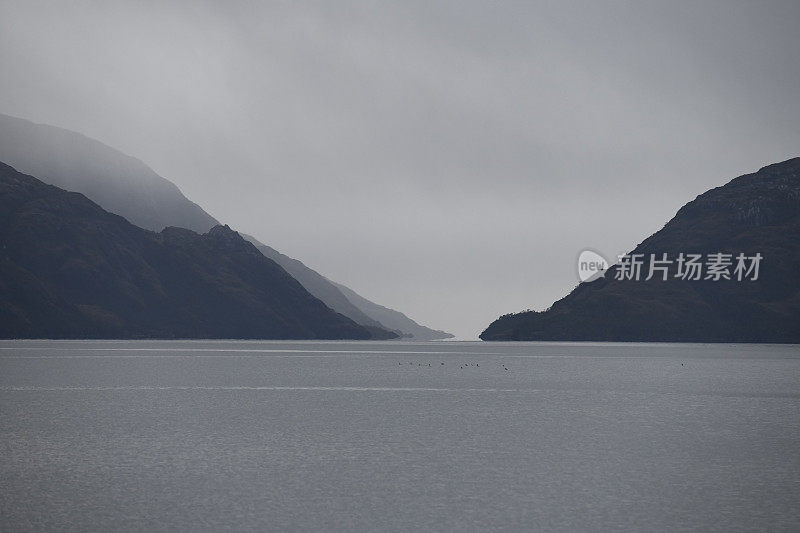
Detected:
left=0, top=162, right=373, bottom=339
left=481, top=158, right=800, bottom=342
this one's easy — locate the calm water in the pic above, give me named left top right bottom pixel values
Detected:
left=1, top=340, right=799, bottom=532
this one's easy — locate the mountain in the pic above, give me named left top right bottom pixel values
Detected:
left=0, top=162, right=372, bottom=339
left=0, top=113, right=450, bottom=339
left=242, top=234, right=453, bottom=340
left=239, top=234, right=399, bottom=339
left=331, top=282, right=454, bottom=340
left=481, top=157, right=800, bottom=343
left=0, top=113, right=217, bottom=233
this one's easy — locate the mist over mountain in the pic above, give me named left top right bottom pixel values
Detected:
left=481, top=158, right=800, bottom=343
left=0, top=113, right=218, bottom=233
left=331, top=282, right=454, bottom=340
left=0, top=162, right=372, bottom=339
left=242, top=234, right=453, bottom=340
left=240, top=234, right=398, bottom=340
left=0, top=113, right=450, bottom=339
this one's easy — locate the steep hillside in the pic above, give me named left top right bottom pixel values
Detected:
left=241, top=234, right=398, bottom=339
left=0, top=162, right=371, bottom=339
left=481, top=158, right=800, bottom=342
left=0, top=113, right=218, bottom=233
left=332, top=282, right=454, bottom=340
left=0, top=113, right=451, bottom=339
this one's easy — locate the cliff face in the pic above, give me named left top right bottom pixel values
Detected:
left=0, top=162, right=372, bottom=339
left=481, top=158, right=800, bottom=343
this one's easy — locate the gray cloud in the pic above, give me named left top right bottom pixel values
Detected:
left=1, top=0, right=798, bottom=337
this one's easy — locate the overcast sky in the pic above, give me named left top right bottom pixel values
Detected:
left=1, top=1, right=798, bottom=338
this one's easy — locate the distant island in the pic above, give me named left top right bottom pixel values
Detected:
left=481, top=158, right=800, bottom=343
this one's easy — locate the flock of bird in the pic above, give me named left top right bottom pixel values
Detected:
left=397, top=361, right=510, bottom=371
